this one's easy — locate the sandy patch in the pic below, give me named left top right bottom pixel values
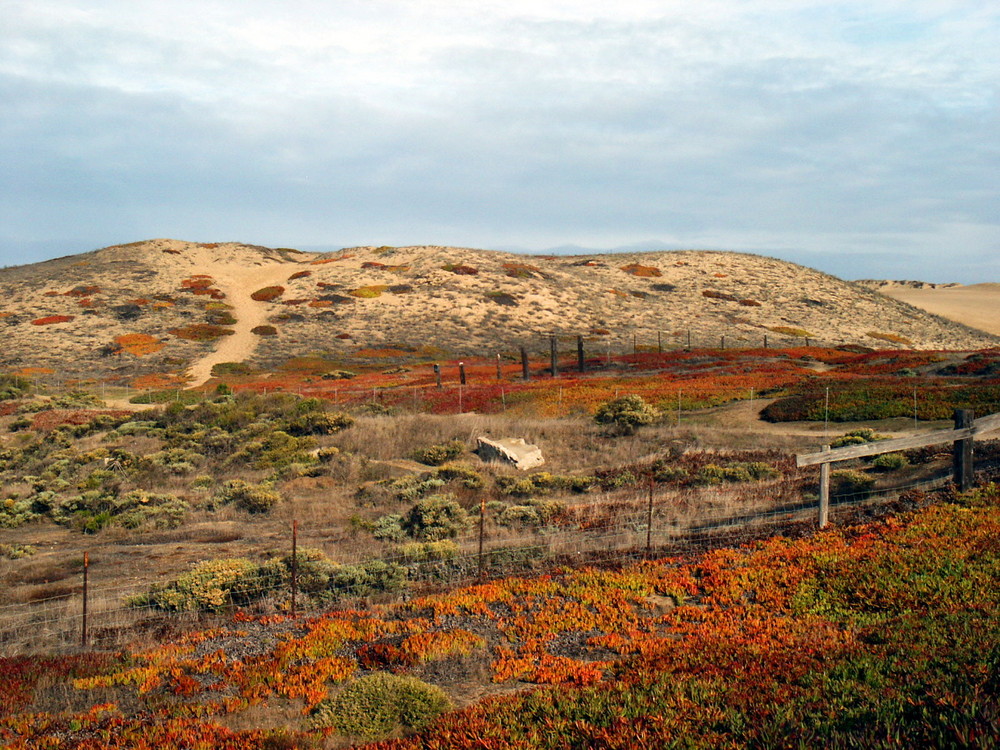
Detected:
left=876, top=283, right=1000, bottom=336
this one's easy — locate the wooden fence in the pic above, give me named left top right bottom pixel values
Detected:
left=797, top=409, right=1000, bottom=528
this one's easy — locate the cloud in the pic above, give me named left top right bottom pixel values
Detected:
left=1, top=1, right=998, bottom=281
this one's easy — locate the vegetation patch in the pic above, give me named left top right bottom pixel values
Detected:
left=769, top=326, right=812, bottom=337
left=31, top=315, right=74, bottom=326
left=620, top=263, right=662, bottom=277
left=114, top=333, right=164, bottom=357
left=486, top=291, right=518, bottom=306
left=501, top=262, right=541, bottom=278
left=168, top=324, right=235, bottom=341
left=442, top=264, right=478, bottom=275
left=251, top=325, right=277, bottom=336
left=868, top=331, right=914, bottom=346
left=288, top=270, right=312, bottom=280
left=251, top=286, right=285, bottom=302
left=349, top=285, right=389, bottom=298
left=702, top=290, right=738, bottom=302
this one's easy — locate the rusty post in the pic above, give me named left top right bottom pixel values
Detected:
left=549, top=336, right=558, bottom=377
left=496, top=354, right=502, bottom=380
left=520, top=346, right=530, bottom=380
left=433, top=363, right=442, bottom=389
left=577, top=335, right=585, bottom=373
left=459, top=361, right=467, bottom=385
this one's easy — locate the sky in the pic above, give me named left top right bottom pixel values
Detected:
left=1, top=1, right=998, bottom=282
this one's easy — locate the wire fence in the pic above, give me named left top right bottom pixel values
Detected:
left=0, top=468, right=956, bottom=656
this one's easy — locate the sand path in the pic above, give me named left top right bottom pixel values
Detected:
left=184, top=251, right=310, bottom=386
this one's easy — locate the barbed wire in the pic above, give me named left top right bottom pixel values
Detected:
left=1, top=469, right=958, bottom=656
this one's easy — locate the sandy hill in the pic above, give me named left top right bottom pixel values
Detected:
left=0, top=239, right=996, bottom=385
left=858, top=280, right=1000, bottom=337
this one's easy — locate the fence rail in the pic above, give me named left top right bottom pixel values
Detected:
left=0, top=466, right=960, bottom=656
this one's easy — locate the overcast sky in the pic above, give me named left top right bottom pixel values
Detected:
left=2, top=1, right=998, bottom=281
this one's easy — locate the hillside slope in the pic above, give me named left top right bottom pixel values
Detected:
left=0, top=239, right=995, bottom=384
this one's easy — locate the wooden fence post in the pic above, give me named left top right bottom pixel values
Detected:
left=433, top=364, right=442, bottom=389
left=577, top=336, right=585, bottom=373
left=81, top=551, right=89, bottom=647
left=549, top=336, right=558, bottom=377
left=291, top=520, right=298, bottom=618
left=686, top=330, right=691, bottom=350
left=478, top=496, right=486, bottom=580
left=496, top=354, right=502, bottom=380
left=657, top=330, right=662, bottom=354
left=520, top=347, right=530, bottom=380
left=954, top=409, right=974, bottom=491
left=819, top=446, right=831, bottom=529
left=645, top=477, right=654, bottom=558
left=459, top=362, right=467, bottom=386
left=763, top=334, right=768, bottom=349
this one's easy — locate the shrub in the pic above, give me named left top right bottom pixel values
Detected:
left=285, top=411, right=354, bottom=436
left=310, top=672, right=450, bottom=739
left=404, top=495, right=470, bottom=540
left=412, top=440, right=465, bottom=466
left=251, top=325, right=277, bottom=336
left=397, top=540, right=459, bottom=561
left=831, top=469, right=875, bottom=500
left=434, top=464, right=485, bottom=489
left=128, top=558, right=261, bottom=612
left=372, top=514, right=406, bottom=542
left=215, top=479, right=282, bottom=513
left=251, top=286, right=285, bottom=302
left=594, top=395, right=658, bottom=435
left=871, top=452, right=909, bottom=471
left=831, top=428, right=889, bottom=448
left=497, top=498, right=564, bottom=528
left=769, top=326, right=812, bottom=337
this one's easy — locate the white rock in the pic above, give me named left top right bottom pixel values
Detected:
left=476, top=437, right=544, bottom=471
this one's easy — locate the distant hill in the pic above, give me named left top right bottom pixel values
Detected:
left=0, top=239, right=996, bottom=385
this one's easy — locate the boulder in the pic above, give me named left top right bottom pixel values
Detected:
left=476, top=437, right=544, bottom=470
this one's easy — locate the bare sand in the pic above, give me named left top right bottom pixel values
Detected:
left=877, top=283, right=1000, bottom=336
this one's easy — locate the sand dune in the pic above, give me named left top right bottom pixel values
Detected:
left=872, top=283, right=1000, bottom=337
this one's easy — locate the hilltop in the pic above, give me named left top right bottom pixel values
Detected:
left=0, top=239, right=996, bottom=385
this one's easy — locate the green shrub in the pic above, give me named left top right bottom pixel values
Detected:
left=870, top=452, right=909, bottom=471
left=372, top=514, right=406, bottom=542
left=831, top=469, right=876, bottom=500
left=497, top=498, right=564, bottom=528
left=412, top=441, right=465, bottom=466
left=404, top=495, right=470, bottom=540
left=594, top=395, right=658, bottom=435
left=653, top=466, right=690, bottom=483
left=311, top=672, right=450, bottom=739
left=215, top=479, right=282, bottom=513
left=128, top=558, right=262, bottom=612
left=434, top=464, right=485, bottom=489
left=397, top=540, right=459, bottom=561
left=285, top=411, right=354, bottom=436
left=831, top=429, right=889, bottom=448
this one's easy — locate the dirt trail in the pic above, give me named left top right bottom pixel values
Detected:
left=184, top=251, right=310, bottom=386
